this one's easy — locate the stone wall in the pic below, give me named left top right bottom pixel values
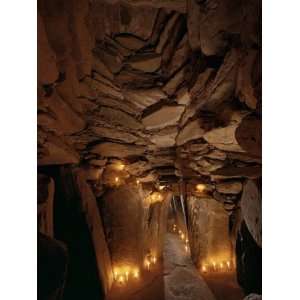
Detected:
left=100, top=185, right=171, bottom=275
left=186, top=195, right=233, bottom=269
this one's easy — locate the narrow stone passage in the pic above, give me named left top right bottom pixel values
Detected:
left=163, top=232, right=216, bottom=300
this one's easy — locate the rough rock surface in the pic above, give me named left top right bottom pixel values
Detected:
left=186, top=196, right=233, bottom=268
left=241, top=180, right=262, bottom=247
left=38, top=1, right=261, bottom=295
left=142, top=106, right=185, bottom=130
left=164, top=233, right=216, bottom=300
left=38, top=0, right=261, bottom=187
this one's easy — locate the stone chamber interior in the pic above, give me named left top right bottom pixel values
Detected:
left=37, top=1, right=262, bottom=299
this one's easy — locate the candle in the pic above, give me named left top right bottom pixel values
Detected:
left=202, top=265, right=207, bottom=273
left=133, top=270, right=139, bottom=279
left=125, top=271, right=129, bottom=281
left=114, top=270, right=118, bottom=280
left=227, top=261, right=230, bottom=269
left=115, top=177, right=119, bottom=183
left=212, top=261, right=216, bottom=271
left=146, top=260, right=150, bottom=270
left=119, top=275, right=125, bottom=284
left=184, top=245, right=188, bottom=252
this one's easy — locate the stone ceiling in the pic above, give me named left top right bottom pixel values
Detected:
left=38, top=0, right=261, bottom=198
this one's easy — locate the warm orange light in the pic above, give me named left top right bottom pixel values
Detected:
left=136, top=179, right=140, bottom=184
left=115, top=177, right=119, bottom=183
left=220, top=262, right=224, bottom=269
left=227, top=261, right=230, bottom=269
left=145, top=260, right=150, bottom=270
left=212, top=261, right=216, bottom=270
left=179, top=230, right=182, bottom=234
left=114, top=162, right=125, bottom=171
left=158, top=185, right=165, bottom=190
left=125, top=271, right=129, bottom=281
left=151, top=256, right=157, bottom=264
left=184, top=245, right=188, bottom=252
left=185, top=238, right=189, bottom=244
left=180, top=233, right=185, bottom=240
left=133, top=269, right=139, bottom=279
left=202, top=265, right=207, bottom=272
left=119, top=275, right=125, bottom=284
left=196, top=184, right=206, bottom=192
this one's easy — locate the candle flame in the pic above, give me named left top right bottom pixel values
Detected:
left=196, top=184, right=206, bottom=192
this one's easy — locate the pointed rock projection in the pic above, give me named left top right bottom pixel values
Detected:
left=123, top=88, right=167, bottom=111
left=142, top=105, right=185, bottom=130
left=203, top=111, right=249, bottom=152
left=127, top=53, right=161, bottom=72
left=150, top=127, right=178, bottom=148
left=176, top=119, right=206, bottom=146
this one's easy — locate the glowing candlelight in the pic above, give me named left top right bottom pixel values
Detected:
left=227, top=261, right=230, bottom=269
left=196, top=184, right=206, bottom=192
left=185, top=238, right=189, bottom=244
left=136, top=179, right=140, bottom=184
left=133, top=269, right=139, bottom=279
left=115, top=177, right=119, bottom=183
left=114, top=270, right=119, bottom=280
left=184, top=245, right=188, bottom=252
left=202, top=265, right=207, bottom=273
left=146, top=260, right=150, bottom=270
left=179, top=230, right=182, bottom=234
left=220, top=262, right=224, bottom=269
left=125, top=271, right=129, bottom=281
left=212, top=261, right=216, bottom=270
left=151, top=256, right=157, bottom=264
left=180, top=233, right=185, bottom=240
left=119, top=275, right=125, bottom=284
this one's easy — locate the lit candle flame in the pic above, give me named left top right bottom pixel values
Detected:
left=119, top=275, right=124, bottom=284
left=146, top=260, right=150, bottom=270
left=196, top=184, right=206, bottom=192
left=115, top=177, right=119, bottom=183
left=184, top=245, right=188, bottom=252
left=227, top=261, right=230, bottom=269
left=202, top=265, right=207, bottom=272
left=125, top=271, right=129, bottom=281
left=133, top=270, right=139, bottom=278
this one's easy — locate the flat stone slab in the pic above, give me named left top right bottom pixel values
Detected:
left=163, top=233, right=216, bottom=300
